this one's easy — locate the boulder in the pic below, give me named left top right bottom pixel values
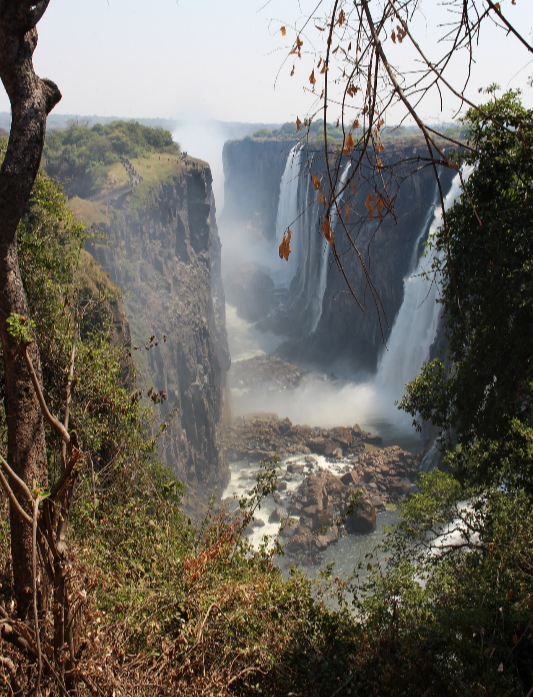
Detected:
left=317, top=525, right=339, bottom=547
left=345, top=496, right=376, bottom=534
left=287, top=462, right=305, bottom=475
left=340, top=470, right=361, bottom=487
left=306, top=437, right=329, bottom=454
left=284, top=531, right=314, bottom=555
left=268, top=506, right=289, bottom=523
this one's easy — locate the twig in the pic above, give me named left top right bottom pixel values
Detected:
left=32, top=497, right=42, bottom=696
left=22, top=344, right=70, bottom=445
left=0, top=456, right=32, bottom=525
left=61, top=325, right=78, bottom=472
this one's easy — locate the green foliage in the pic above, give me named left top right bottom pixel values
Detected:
left=6, top=313, right=35, bottom=345
left=252, top=127, right=274, bottom=138
left=353, top=471, right=533, bottom=695
left=370, top=90, right=533, bottom=695
left=401, top=90, right=533, bottom=487
left=0, top=169, right=160, bottom=502
left=44, top=120, right=179, bottom=198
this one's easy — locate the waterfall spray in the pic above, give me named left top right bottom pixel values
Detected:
left=376, top=170, right=466, bottom=399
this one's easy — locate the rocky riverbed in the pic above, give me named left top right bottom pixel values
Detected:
left=220, top=412, right=422, bottom=561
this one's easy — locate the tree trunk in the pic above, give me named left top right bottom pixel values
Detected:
left=0, top=1, right=61, bottom=618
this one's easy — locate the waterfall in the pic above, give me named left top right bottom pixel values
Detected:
left=274, top=149, right=351, bottom=335
left=274, top=144, right=303, bottom=288
left=376, top=170, right=465, bottom=398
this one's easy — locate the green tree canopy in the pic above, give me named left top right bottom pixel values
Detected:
left=400, top=90, right=533, bottom=490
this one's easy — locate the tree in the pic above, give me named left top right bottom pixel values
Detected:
left=400, top=90, right=533, bottom=491
left=278, top=1, right=533, bottom=324
left=347, top=92, right=533, bottom=696
left=0, top=1, right=61, bottom=619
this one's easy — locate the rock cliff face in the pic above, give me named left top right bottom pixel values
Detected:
left=222, top=138, right=454, bottom=374
left=222, top=138, right=297, bottom=240
left=87, top=162, right=230, bottom=487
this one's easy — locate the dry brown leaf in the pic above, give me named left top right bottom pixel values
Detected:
left=344, top=132, right=355, bottom=156
left=312, top=175, right=322, bottom=191
left=318, top=192, right=327, bottom=206
left=365, top=192, right=374, bottom=218
left=281, top=26, right=286, bottom=36
left=279, top=229, right=292, bottom=261
left=321, top=217, right=334, bottom=247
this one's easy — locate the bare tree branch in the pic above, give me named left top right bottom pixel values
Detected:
left=22, top=344, right=71, bottom=446
left=0, top=458, right=32, bottom=525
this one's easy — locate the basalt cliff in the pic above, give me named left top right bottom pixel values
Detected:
left=56, top=158, right=231, bottom=489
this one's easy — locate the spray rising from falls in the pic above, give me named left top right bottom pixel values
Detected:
left=274, top=148, right=351, bottom=334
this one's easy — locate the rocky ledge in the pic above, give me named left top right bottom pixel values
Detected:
left=221, top=411, right=370, bottom=462
left=281, top=445, right=420, bottom=559
left=220, top=413, right=422, bottom=560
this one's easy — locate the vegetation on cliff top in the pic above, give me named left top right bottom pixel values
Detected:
left=252, top=119, right=466, bottom=145
left=43, top=120, right=181, bottom=199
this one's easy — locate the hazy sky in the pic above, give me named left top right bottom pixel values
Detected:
left=0, top=0, right=530, bottom=126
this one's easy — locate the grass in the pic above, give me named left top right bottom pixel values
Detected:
left=69, top=197, right=109, bottom=227
left=130, top=151, right=186, bottom=207
left=105, top=161, right=130, bottom=188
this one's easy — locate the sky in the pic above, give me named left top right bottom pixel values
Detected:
left=0, top=0, right=530, bottom=126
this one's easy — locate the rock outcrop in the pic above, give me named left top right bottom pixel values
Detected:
left=220, top=411, right=420, bottom=558
left=221, top=412, right=367, bottom=463
left=86, top=161, right=230, bottom=487
left=222, top=138, right=297, bottom=241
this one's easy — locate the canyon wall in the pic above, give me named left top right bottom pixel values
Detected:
left=222, top=137, right=454, bottom=375
left=222, top=138, right=297, bottom=240
left=86, top=162, right=230, bottom=488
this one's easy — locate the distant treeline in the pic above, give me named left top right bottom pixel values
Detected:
left=43, top=120, right=179, bottom=199
left=253, top=119, right=467, bottom=142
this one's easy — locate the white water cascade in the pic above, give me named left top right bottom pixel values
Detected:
left=376, top=170, right=466, bottom=399
left=274, top=145, right=303, bottom=288
left=273, top=149, right=352, bottom=335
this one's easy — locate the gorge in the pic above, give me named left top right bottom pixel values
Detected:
left=46, top=122, right=456, bottom=539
